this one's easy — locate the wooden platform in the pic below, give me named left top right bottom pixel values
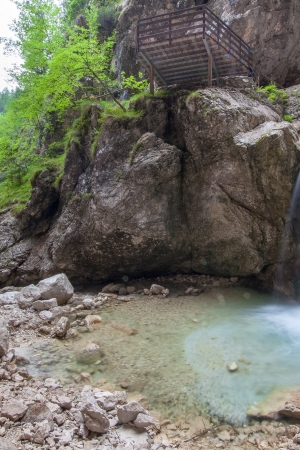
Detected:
left=136, top=5, right=254, bottom=90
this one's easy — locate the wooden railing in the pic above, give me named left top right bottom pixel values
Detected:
left=136, top=5, right=253, bottom=71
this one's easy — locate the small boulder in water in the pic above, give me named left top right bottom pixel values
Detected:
left=227, top=362, right=238, bottom=372
left=77, top=341, right=104, bottom=364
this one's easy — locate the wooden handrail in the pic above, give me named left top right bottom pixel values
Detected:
left=136, top=5, right=253, bottom=67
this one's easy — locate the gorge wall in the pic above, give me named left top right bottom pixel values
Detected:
left=1, top=82, right=300, bottom=289
left=116, top=0, right=300, bottom=87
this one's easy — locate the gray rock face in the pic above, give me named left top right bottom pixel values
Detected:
left=81, top=388, right=110, bottom=433
left=0, top=319, right=9, bottom=357
left=209, top=0, right=300, bottom=87
left=37, top=274, right=74, bottom=305
left=0, top=88, right=299, bottom=293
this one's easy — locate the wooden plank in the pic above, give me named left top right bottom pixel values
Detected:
left=139, top=16, right=204, bottom=36
left=139, top=4, right=205, bottom=24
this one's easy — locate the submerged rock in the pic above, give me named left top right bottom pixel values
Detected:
left=84, top=314, right=102, bottom=331
left=227, top=362, right=238, bottom=372
left=77, top=341, right=104, bottom=364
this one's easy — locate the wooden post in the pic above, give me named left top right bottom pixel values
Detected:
left=208, top=54, right=212, bottom=87
left=150, top=65, right=154, bottom=95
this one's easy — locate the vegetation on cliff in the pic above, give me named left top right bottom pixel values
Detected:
left=0, top=0, right=142, bottom=211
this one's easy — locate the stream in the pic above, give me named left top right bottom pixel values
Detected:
left=18, top=287, right=300, bottom=424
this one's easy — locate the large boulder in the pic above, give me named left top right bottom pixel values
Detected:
left=37, top=274, right=73, bottom=305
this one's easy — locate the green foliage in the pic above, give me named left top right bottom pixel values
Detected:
left=284, top=114, right=294, bottom=123
left=256, top=84, right=288, bottom=102
left=185, top=91, right=201, bottom=104
left=121, top=71, right=149, bottom=94
left=0, top=153, right=65, bottom=212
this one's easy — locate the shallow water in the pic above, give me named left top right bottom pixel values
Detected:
left=19, top=288, right=300, bottom=423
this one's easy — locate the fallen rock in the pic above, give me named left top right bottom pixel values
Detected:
left=66, top=328, right=79, bottom=339
left=150, top=285, right=165, bottom=295
left=39, top=310, right=53, bottom=321
left=0, top=319, right=9, bottom=357
left=18, top=285, right=41, bottom=309
left=54, top=317, right=70, bottom=337
left=49, top=394, right=72, bottom=410
left=102, top=283, right=124, bottom=294
left=218, top=430, right=231, bottom=442
left=84, top=315, right=102, bottom=331
left=117, top=401, right=146, bottom=424
left=0, top=292, right=18, bottom=307
left=32, top=298, right=58, bottom=310
left=134, top=412, right=158, bottom=429
left=37, top=273, right=74, bottom=305
left=127, top=286, right=136, bottom=294
left=22, top=403, right=54, bottom=430
left=116, top=424, right=150, bottom=450
left=227, top=362, right=238, bottom=372
left=94, top=391, right=117, bottom=411
left=0, top=438, right=17, bottom=450
left=1, top=399, right=28, bottom=421
left=114, top=391, right=128, bottom=405
left=83, top=298, right=94, bottom=309
left=119, top=287, right=128, bottom=296
left=32, top=419, right=51, bottom=444
left=77, top=341, right=103, bottom=364
left=275, top=390, right=300, bottom=419
left=81, top=388, right=110, bottom=433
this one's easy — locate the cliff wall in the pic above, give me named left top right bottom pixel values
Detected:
left=1, top=81, right=299, bottom=289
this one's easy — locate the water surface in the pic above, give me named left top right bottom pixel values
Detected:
left=19, top=288, right=300, bottom=423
